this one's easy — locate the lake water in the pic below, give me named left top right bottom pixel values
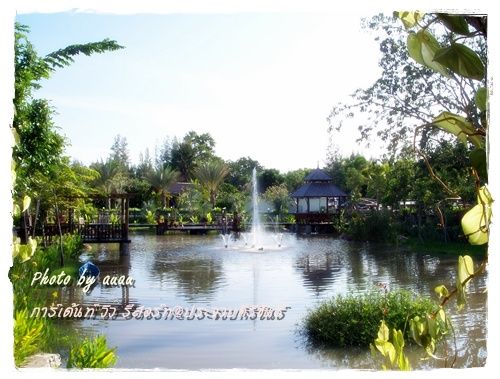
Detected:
left=62, top=232, right=487, bottom=369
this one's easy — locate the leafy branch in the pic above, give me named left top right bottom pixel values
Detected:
left=45, top=39, right=124, bottom=69
left=371, top=11, right=490, bottom=370
left=435, top=257, right=488, bottom=312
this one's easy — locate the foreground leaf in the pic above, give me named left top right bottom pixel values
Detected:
left=461, top=203, right=491, bottom=245
left=433, top=111, right=484, bottom=148
left=393, top=329, right=405, bottom=350
left=470, top=149, right=487, bottom=180
left=456, top=275, right=467, bottom=310
left=477, top=185, right=493, bottom=205
left=375, top=340, right=396, bottom=364
left=434, top=285, right=449, bottom=299
left=407, top=33, right=424, bottom=65
left=437, top=308, right=447, bottom=323
left=457, top=255, right=474, bottom=286
left=12, top=237, right=21, bottom=258
left=394, top=11, right=424, bottom=29
left=437, top=14, right=470, bottom=35
left=22, top=195, right=31, bottom=212
left=434, top=43, right=485, bottom=80
left=456, top=256, right=474, bottom=310
left=419, top=31, right=449, bottom=77
left=409, top=316, right=425, bottom=346
left=377, top=320, right=390, bottom=341
left=475, top=87, right=487, bottom=112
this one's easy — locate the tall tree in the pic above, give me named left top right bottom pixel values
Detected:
left=382, top=157, right=416, bottom=209
left=155, top=137, right=172, bottom=170
left=12, top=22, right=123, bottom=262
left=183, top=131, right=216, bottom=163
left=326, top=154, right=369, bottom=193
left=263, top=184, right=292, bottom=217
left=90, top=159, right=119, bottom=195
left=227, top=157, right=262, bottom=190
left=327, top=13, right=485, bottom=156
left=13, top=22, right=124, bottom=199
left=258, top=168, right=285, bottom=194
left=136, top=148, right=154, bottom=179
left=193, top=160, right=229, bottom=208
left=170, top=139, right=196, bottom=180
left=147, top=166, right=180, bottom=208
left=363, top=161, right=389, bottom=207
left=170, top=131, right=217, bottom=180
left=283, top=168, right=310, bottom=192
left=110, top=134, right=130, bottom=171
left=215, top=183, right=247, bottom=213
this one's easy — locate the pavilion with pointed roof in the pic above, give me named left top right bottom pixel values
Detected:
left=291, top=168, right=348, bottom=223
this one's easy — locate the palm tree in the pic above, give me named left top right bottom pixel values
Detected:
left=91, top=160, right=120, bottom=209
left=194, top=160, right=229, bottom=208
left=148, top=166, right=180, bottom=208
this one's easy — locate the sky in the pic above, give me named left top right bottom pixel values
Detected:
left=15, top=11, right=383, bottom=172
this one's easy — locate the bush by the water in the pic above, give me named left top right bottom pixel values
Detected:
left=343, top=210, right=397, bottom=242
left=13, top=309, right=47, bottom=366
left=10, top=233, right=113, bottom=367
left=67, top=336, right=117, bottom=369
left=304, top=290, right=436, bottom=348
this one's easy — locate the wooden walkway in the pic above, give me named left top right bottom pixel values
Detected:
left=36, top=223, right=130, bottom=244
left=153, top=222, right=294, bottom=235
left=155, top=223, right=229, bottom=235
left=20, top=194, right=132, bottom=245
left=32, top=221, right=316, bottom=243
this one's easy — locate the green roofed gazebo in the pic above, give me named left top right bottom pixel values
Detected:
left=291, top=168, right=348, bottom=223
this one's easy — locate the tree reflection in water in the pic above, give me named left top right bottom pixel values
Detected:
left=295, top=252, right=342, bottom=296
left=73, top=235, right=486, bottom=369
left=152, top=258, right=224, bottom=302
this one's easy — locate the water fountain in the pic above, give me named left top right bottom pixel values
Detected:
left=220, top=233, right=230, bottom=248
left=219, top=167, right=289, bottom=251
left=251, top=167, right=264, bottom=250
left=273, top=233, right=284, bottom=248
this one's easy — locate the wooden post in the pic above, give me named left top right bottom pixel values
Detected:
left=307, top=198, right=310, bottom=213
left=124, top=195, right=129, bottom=242
left=119, top=196, right=124, bottom=240
left=120, top=197, right=124, bottom=224
left=32, top=199, right=40, bottom=238
left=68, top=207, right=74, bottom=233
left=119, top=242, right=130, bottom=256
left=22, top=210, right=29, bottom=244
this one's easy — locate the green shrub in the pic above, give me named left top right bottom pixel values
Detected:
left=67, top=336, right=117, bottom=369
left=11, top=233, right=85, bottom=367
left=35, top=234, right=83, bottom=270
left=304, top=290, right=436, bottom=348
left=344, top=210, right=397, bottom=242
left=146, top=210, right=156, bottom=224
left=62, top=234, right=83, bottom=260
left=14, top=309, right=47, bottom=366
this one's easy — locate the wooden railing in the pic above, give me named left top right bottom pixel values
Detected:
left=294, top=213, right=337, bottom=224
left=37, top=223, right=129, bottom=244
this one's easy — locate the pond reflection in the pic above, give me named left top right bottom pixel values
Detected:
left=295, top=252, right=342, bottom=295
left=151, top=258, right=224, bottom=302
left=66, top=233, right=486, bottom=370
